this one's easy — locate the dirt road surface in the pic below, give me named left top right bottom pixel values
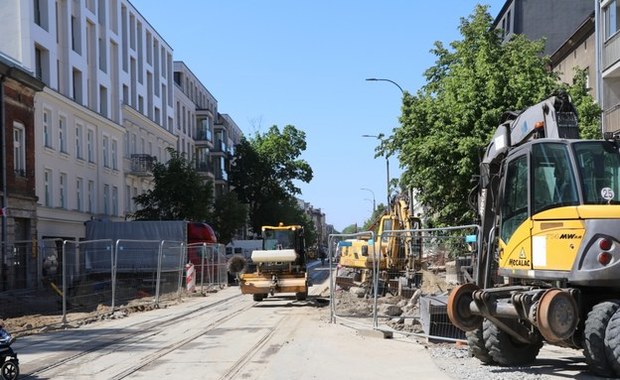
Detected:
left=8, top=263, right=610, bottom=379
left=15, top=264, right=450, bottom=380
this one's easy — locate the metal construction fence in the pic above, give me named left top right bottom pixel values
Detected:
left=328, top=224, right=480, bottom=342
left=1, top=239, right=227, bottom=325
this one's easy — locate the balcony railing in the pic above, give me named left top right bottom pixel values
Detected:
left=604, top=32, right=620, bottom=73
left=604, top=104, right=620, bottom=134
left=130, top=154, right=156, bottom=175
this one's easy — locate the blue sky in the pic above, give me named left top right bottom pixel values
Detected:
left=131, top=0, right=506, bottom=231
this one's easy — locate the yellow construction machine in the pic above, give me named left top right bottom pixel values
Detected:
left=239, top=223, right=309, bottom=301
left=447, top=91, right=620, bottom=376
left=336, top=194, right=422, bottom=295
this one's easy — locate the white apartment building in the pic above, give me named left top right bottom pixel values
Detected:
left=0, top=0, right=176, bottom=241
left=214, top=113, right=242, bottom=197
left=172, top=61, right=217, bottom=180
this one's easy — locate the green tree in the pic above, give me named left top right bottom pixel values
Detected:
left=131, top=148, right=213, bottom=221
left=230, top=125, right=313, bottom=233
left=389, top=5, right=600, bottom=227
left=562, top=67, right=602, bottom=139
left=341, top=224, right=359, bottom=234
left=362, top=203, right=387, bottom=232
left=212, top=192, right=248, bottom=245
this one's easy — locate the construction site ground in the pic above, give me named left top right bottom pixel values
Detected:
left=1, top=263, right=609, bottom=379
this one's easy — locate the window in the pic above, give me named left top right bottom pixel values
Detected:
left=75, top=124, right=83, bottom=159
left=87, top=129, right=94, bottom=162
left=34, top=45, right=50, bottom=85
left=125, top=185, right=131, bottom=213
left=58, top=116, right=67, bottom=153
left=13, top=122, right=25, bottom=176
left=44, top=170, right=53, bottom=207
left=506, top=10, right=511, bottom=34
left=605, top=0, right=620, bottom=39
left=71, top=14, right=81, bottom=53
left=103, top=136, right=109, bottom=167
left=98, top=37, right=107, bottom=72
left=33, top=0, right=48, bottom=30
left=574, top=141, right=620, bottom=204
left=76, top=177, right=83, bottom=212
left=73, top=68, right=83, bottom=103
left=88, top=180, right=94, bottom=213
left=111, top=139, right=118, bottom=169
left=99, top=85, right=108, bottom=116
left=103, top=184, right=110, bottom=215
left=43, top=109, right=52, bottom=148
left=59, top=172, right=67, bottom=209
left=532, top=143, right=579, bottom=213
left=500, top=155, right=528, bottom=243
left=112, top=186, right=118, bottom=216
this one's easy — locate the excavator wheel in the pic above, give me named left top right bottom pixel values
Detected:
left=447, top=283, right=482, bottom=332
left=466, top=325, right=495, bottom=364
left=483, top=319, right=542, bottom=366
left=536, top=289, right=578, bottom=343
left=605, top=309, right=620, bottom=377
left=584, top=301, right=620, bottom=377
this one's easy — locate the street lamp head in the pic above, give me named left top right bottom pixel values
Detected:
left=364, top=77, right=405, bottom=95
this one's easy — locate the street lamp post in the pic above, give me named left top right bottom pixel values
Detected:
left=362, top=135, right=390, bottom=212
left=364, top=77, right=405, bottom=214
left=360, top=187, right=376, bottom=211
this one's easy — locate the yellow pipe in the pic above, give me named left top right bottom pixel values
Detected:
left=49, top=281, right=64, bottom=297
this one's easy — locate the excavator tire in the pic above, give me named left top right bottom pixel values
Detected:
left=483, top=319, right=542, bottom=366
left=466, top=326, right=494, bottom=364
left=583, top=301, right=620, bottom=377
left=604, top=308, right=620, bottom=377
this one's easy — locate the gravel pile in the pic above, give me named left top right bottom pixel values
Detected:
left=427, top=343, right=604, bottom=380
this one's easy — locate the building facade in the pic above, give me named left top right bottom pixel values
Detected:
left=494, top=0, right=593, bottom=56
left=550, top=13, right=596, bottom=98
left=0, top=0, right=177, bottom=243
left=0, top=54, right=44, bottom=290
left=600, top=0, right=620, bottom=134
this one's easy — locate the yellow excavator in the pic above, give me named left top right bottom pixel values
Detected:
left=238, top=223, right=309, bottom=302
left=336, top=193, right=422, bottom=295
left=447, top=91, right=620, bottom=377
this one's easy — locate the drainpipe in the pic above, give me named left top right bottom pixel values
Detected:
left=0, top=73, right=6, bottom=291
left=595, top=0, right=604, bottom=135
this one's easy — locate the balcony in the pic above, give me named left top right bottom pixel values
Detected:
left=129, top=154, right=156, bottom=176
left=604, top=32, right=620, bottom=76
left=604, top=104, right=620, bottom=134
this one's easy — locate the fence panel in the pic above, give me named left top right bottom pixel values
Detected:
left=61, top=239, right=114, bottom=321
left=329, top=225, right=480, bottom=342
left=188, top=243, right=227, bottom=292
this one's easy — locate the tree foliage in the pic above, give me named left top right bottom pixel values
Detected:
left=211, top=192, right=248, bottom=245
left=562, top=67, right=602, bottom=139
left=229, top=125, right=313, bottom=233
left=388, top=5, right=601, bottom=227
left=131, top=149, right=214, bottom=221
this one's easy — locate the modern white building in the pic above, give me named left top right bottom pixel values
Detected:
left=172, top=61, right=217, bottom=180
left=0, top=0, right=177, bottom=241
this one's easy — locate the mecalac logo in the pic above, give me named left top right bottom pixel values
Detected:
left=508, top=248, right=530, bottom=267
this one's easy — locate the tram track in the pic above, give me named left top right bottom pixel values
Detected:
left=22, top=292, right=247, bottom=379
